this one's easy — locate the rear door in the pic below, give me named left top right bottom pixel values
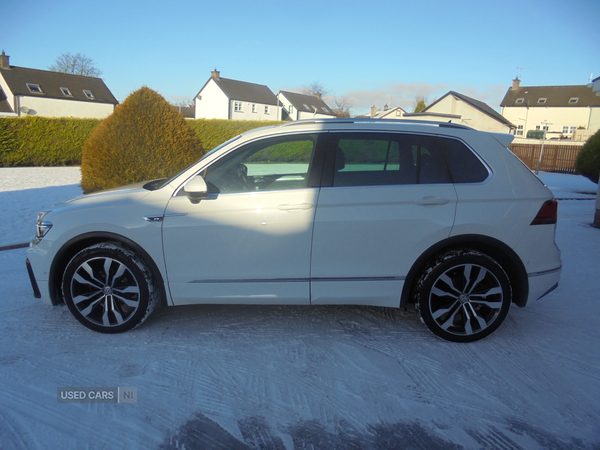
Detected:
left=310, top=131, right=457, bottom=307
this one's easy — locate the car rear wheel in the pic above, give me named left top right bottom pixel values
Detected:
left=415, top=249, right=511, bottom=342
left=62, top=243, right=158, bottom=333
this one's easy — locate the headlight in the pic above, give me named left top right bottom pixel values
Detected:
left=34, top=211, right=53, bottom=243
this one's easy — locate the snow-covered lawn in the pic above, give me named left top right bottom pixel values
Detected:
left=0, top=167, right=599, bottom=449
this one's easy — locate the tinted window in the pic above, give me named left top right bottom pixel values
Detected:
left=440, top=138, right=489, bottom=183
left=203, top=134, right=317, bottom=193
left=333, top=133, right=450, bottom=186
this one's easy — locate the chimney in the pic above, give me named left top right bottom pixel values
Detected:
left=315, top=92, right=322, bottom=100
left=370, top=106, right=377, bottom=117
left=511, top=78, right=521, bottom=90
left=0, top=51, right=9, bottom=69
left=384, top=104, right=389, bottom=111
left=211, top=69, right=220, bottom=81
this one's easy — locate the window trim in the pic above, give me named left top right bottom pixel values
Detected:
left=537, top=98, right=547, bottom=104
left=515, top=98, right=525, bottom=104
left=233, top=101, right=243, bottom=113
left=60, top=87, right=73, bottom=97
left=26, top=83, right=44, bottom=94
left=568, top=97, right=579, bottom=104
left=83, top=89, right=95, bottom=100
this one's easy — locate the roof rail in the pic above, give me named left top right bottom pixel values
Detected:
left=279, top=118, right=474, bottom=130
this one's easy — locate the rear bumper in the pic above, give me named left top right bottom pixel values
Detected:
left=525, top=266, right=562, bottom=306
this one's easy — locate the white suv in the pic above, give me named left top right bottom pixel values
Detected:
left=26, top=119, right=562, bottom=342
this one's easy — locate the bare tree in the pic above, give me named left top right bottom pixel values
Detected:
left=300, top=81, right=329, bottom=98
left=49, top=53, right=102, bottom=77
left=331, top=94, right=354, bottom=118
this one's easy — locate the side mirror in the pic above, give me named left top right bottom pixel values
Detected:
left=184, top=176, right=209, bottom=204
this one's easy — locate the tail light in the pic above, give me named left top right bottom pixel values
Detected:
left=531, top=199, right=558, bottom=225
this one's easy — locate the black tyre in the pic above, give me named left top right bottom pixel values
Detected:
left=62, top=243, right=158, bottom=333
left=415, top=249, right=512, bottom=342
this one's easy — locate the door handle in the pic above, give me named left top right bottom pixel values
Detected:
left=414, top=196, right=449, bottom=206
left=277, top=203, right=313, bottom=211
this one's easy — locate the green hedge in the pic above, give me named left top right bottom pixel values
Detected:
left=0, top=116, right=99, bottom=166
left=0, top=117, right=283, bottom=167
left=187, top=119, right=281, bottom=151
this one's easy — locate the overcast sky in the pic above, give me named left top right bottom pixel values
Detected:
left=2, top=0, right=599, bottom=115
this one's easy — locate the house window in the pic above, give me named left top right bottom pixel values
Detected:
left=570, top=126, right=577, bottom=134
left=515, top=98, right=524, bottom=104
left=289, top=105, right=294, bottom=114
left=536, top=125, right=549, bottom=131
left=303, top=104, right=310, bottom=110
left=252, top=104, right=257, bottom=113
left=234, top=101, right=243, bottom=112
left=26, top=83, right=43, bottom=94
left=60, top=87, right=73, bottom=97
left=562, top=126, right=569, bottom=134
left=264, top=106, right=269, bottom=114
left=516, top=125, right=524, bottom=136
left=83, top=90, right=95, bottom=99
left=569, top=97, right=579, bottom=104
left=395, top=110, right=402, bottom=116
left=537, top=98, right=547, bottom=104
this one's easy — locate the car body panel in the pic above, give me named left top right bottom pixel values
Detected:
left=26, top=119, right=562, bottom=333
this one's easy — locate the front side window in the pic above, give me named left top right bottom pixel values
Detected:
left=234, top=101, right=243, bottom=112
left=203, top=134, right=318, bottom=193
left=264, top=105, right=269, bottom=114
left=516, top=125, right=524, bottom=136
left=252, top=104, right=257, bottom=113
left=332, top=133, right=450, bottom=187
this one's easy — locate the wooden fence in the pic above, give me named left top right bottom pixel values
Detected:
left=509, top=142, right=584, bottom=174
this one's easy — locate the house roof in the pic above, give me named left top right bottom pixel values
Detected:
left=425, top=91, right=512, bottom=126
left=500, top=84, right=600, bottom=108
left=202, top=76, right=278, bottom=106
left=278, top=91, right=335, bottom=116
left=0, top=87, right=13, bottom=113
left=0, top=65, right=118, bottom=105
left=371, top=106, right=406, bottom=119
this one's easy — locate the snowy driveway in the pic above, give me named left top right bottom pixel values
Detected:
left=0, top=168, right=599, bottom=449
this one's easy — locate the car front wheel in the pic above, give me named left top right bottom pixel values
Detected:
left=415, top=249, right=512, bottom=342
left=62, top=243, right=158, bottom=333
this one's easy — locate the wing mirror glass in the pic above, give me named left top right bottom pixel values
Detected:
left=184, top=176, right=209, bottom=204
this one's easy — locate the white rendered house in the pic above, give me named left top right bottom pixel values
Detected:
left=195, top=70, right=280, bottom=121
left=0, top=51, right=117, bottom=119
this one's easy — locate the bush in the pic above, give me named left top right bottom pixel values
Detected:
left=81, top=87, right=204, bottom=193
left=0, top=117, right=99, bottom=166
left=575, top=129, right=600, bottom=183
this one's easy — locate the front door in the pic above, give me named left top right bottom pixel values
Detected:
left=162, top=133, right=322, bottom=305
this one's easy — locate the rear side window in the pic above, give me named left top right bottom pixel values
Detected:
left=333, top=132, right=450, bottom=186
left=440, top=137, right=489, bottom=183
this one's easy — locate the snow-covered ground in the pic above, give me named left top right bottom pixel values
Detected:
left=0, top=167, right=599, bottom=449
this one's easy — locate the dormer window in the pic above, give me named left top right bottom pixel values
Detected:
left=27, top=83, right=44, bottom=94
left=60, top=87, right=73, bottom=97
left=569, top=97, right=579, bottom=104
left=537, top=98, right=547, bottom=104
left=515, top=98, right=524, bottom=104
left=83, top=90, right=95, bottom=99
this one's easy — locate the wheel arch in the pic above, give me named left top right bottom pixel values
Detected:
left=48, top=232, right=167, bottom=307
left=400, top=234, right=529, bottom=309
